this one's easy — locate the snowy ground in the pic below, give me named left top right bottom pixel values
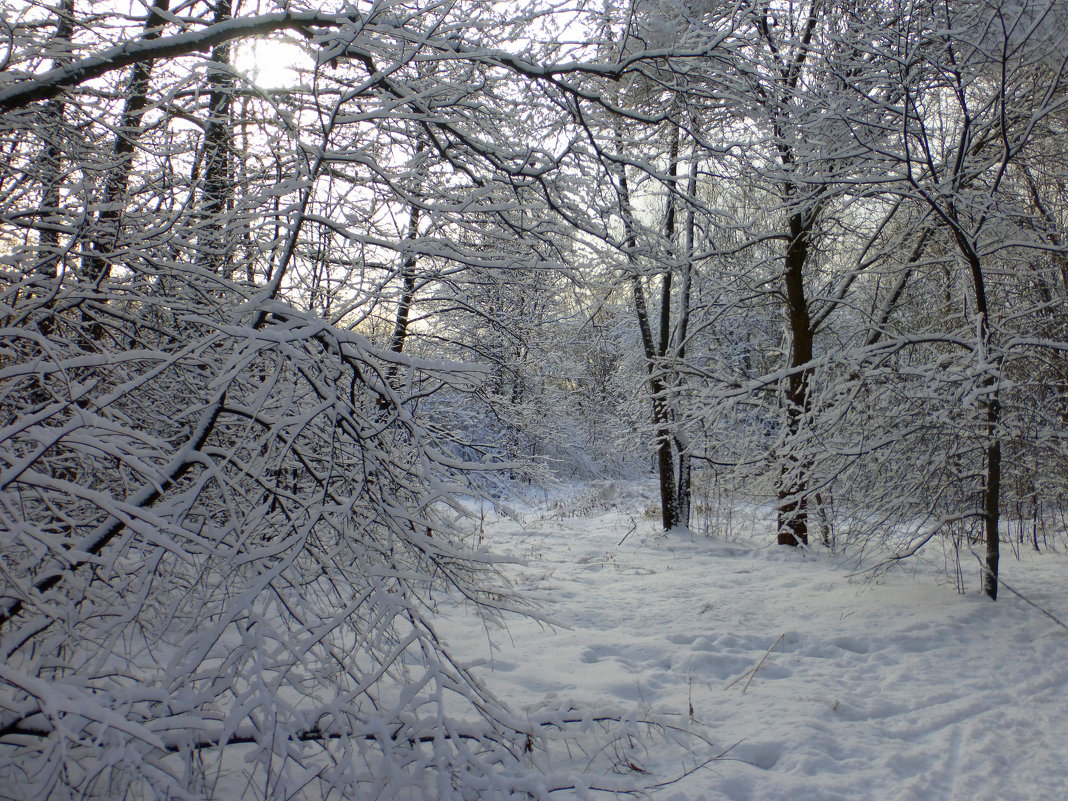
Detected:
left=441, top=483, right=1068, bottom=801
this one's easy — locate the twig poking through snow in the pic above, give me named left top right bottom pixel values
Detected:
left=617, top=518, right=638, bottom=546
left=724, top=633, right=786, bottom=693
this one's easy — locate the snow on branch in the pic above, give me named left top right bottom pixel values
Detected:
left=0, top=11, right=353, bottom=112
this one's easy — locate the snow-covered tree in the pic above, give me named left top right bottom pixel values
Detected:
left=0, top=2, right=718, bottom=797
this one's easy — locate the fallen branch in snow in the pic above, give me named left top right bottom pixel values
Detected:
left=641, top=740, right=742, bottom=792
left=2, top=703, right=726, bottom=796
left=724, top=633, right=786, bottom=693
left=995, top=580, right=1068, bottom=631
left=969, top=550, right=1068, bottom=631
left=0, top=722, right=492, bottom=750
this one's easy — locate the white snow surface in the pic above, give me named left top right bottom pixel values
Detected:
left=441, top=483, right=1068, bottom=800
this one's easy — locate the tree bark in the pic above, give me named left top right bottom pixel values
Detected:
left=617, top=136, right=678, bottom=530
left=36, top=0, right=76, bottom=283
left=777, top=208, right=815, bottom=546
left=630, top=272, right=680, bottom=531
left=390, top=141, right=428, bottom=358
left=954, top=233, right=1001, bottom=599
left=197, top=0, right=236, bottom=277
left=674, top=129, right=699, bottom=528
left=82, top=0, right=170, bottom=286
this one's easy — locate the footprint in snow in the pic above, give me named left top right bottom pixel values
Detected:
left=666, top=633, right=697, bottom=645
left=728, top=739, right=786, bottom=770
left=829, top=635, right=872, bottom=655
left=579, top=645, right=637, bottom=668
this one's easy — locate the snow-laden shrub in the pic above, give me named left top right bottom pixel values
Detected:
left=0, top=271, right=652, bottom=800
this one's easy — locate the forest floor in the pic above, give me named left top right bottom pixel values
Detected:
left=441, top=482, right=1068, bottom=801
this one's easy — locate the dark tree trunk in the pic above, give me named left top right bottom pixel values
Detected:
left=983, top=415, right=1002, bottom=599
left=82, top=0, right=170, bottom=285
left=616, top=122, right=679, bottom=531
left=656, top=125, right=682, bottom=529
left=390, top=141, right=427, bottom=358
left=674, top=135, right=699, bottom=529
left=197, top=0, right=235, bottom=277
left=37, top=0, right=76, bottom=283
left=389, top=204, right=421, bottom=356
left=753, top=0, right=821, bottom=547
left=630, top=273, right=679, bottom=531
left=955, top=234, right=1001, bottom=599
left=777, top=209, right=815, bottom=546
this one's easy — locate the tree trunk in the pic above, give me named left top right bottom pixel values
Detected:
left=955, top=236, right=1001, bottom=599
left=674, top=134, right=699, bottom=529
left=82, top=0, right=170, bottom=285
left=657, top=125, right=682, bottom=529
left=983, top=408, right=1002, bottom=599
left=36, top=0, right=76, bottom=283
left=197, top=0, right=235, bottom=277
left=390, top=141, right=427, bottom=357
left=777, top=208, right=815, bottom=546
left=616, top=123, right=678, bottom=530
left=630, top=272, right=679, bottom=531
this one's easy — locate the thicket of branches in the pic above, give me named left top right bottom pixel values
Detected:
left=0, top=0, right=1066, bottom=797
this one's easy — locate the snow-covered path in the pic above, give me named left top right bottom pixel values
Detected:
left=443, top=488, right=1068, bottom=800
